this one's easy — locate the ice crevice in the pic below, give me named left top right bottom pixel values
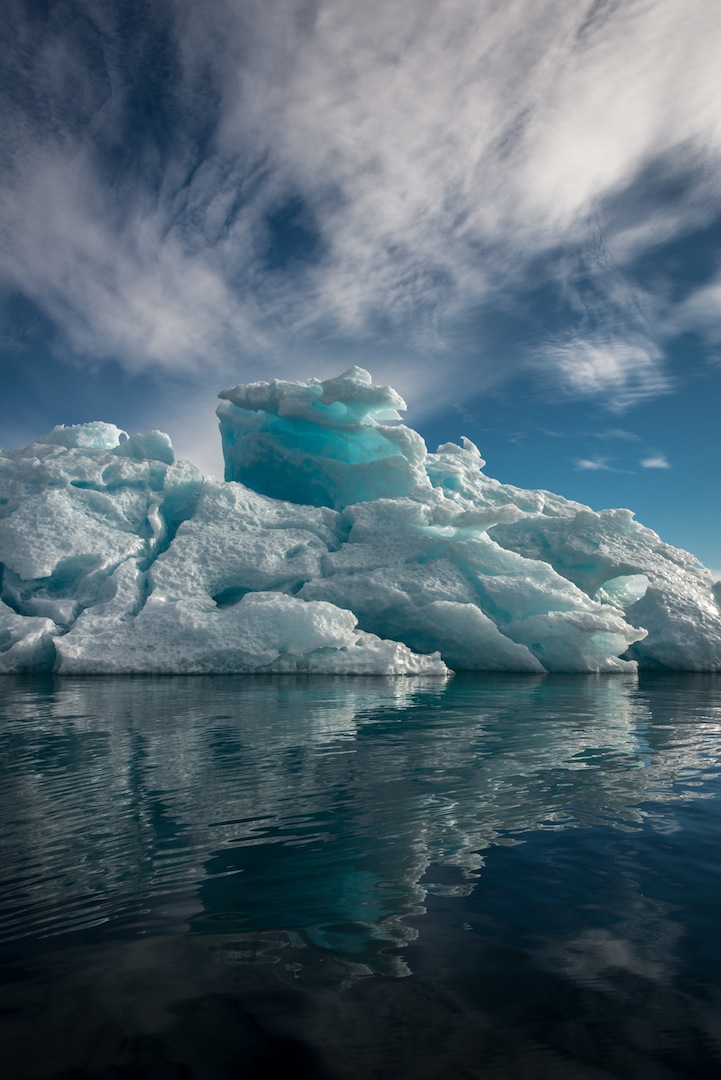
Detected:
left=2, top=369, right=720, bottom=674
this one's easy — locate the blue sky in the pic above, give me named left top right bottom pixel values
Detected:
left=1, top=0, right=720, bottom=573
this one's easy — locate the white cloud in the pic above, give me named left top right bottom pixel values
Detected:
left=594, top=428, right=641, bottom=441
left=664, top=274, right=721, bottom=345
left=574, top=456, right=616, bottom=472
left=536, top=337, right=672, bottom=411
left=0, top=146, right=273, bottom=381
left=2, top=0, right=721, bottom=411
left=640, top=453, right=671, bottom=469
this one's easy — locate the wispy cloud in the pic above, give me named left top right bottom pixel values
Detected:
left=1, top=0, right=721, bottom=413
left=663, top=274, right=721, bottom=348
left=574, top=456, right=616, bottom=472
left=536, top=337, right=672, bottom=411
left=640, top=452, right=671, bottom=469
left=593, top=428, right=641, bottom=442
left=451, top=402, right=477, bottom=427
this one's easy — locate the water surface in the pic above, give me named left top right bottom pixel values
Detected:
left=1, top=672, right=720, bottom=1077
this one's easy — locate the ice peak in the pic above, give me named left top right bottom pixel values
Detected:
left=217, top=370, right=426, bottom=508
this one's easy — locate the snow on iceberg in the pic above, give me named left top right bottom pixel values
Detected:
left=1, top=368, right=720, bottom=674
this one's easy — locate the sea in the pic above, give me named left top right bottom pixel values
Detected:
left=1, top=670, right=720, bottom=1079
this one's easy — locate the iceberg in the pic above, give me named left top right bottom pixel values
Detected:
left=1, top=369, right=720, bottom=674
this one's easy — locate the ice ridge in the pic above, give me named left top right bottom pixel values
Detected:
left=2, top=369, right=720, bottom=674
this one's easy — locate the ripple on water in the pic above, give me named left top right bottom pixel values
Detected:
left=0, top=672, right=720, bottom=1076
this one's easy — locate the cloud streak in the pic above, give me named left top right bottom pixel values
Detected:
left=640, top=453, right=671, bottom=469
left=2, top=0, right=721, bottom=414
left=536, top=336, right=672, bottom=411
left=574, top=456, right=617, bottom=472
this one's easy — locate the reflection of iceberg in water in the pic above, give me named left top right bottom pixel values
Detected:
left=1, top=673, right=720, bottom=978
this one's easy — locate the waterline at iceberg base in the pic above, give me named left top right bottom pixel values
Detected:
left=1, top=367, right=720, bottom=674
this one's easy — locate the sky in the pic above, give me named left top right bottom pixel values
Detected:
left=1, top=0, right=720, bottom=574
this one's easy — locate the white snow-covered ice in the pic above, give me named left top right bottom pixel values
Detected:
left=2, top=368, right=720, bottom=674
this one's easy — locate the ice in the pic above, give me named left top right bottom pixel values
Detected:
left=217, top=366, right=428, bottom=508
left=1, top=368, right=720, bottom=673
left=56, top=590, right=444, bottom=675
left=37, top=421, right=129, bottom=450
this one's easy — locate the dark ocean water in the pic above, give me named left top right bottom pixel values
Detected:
left=1, top=671, right=720, bottom=1078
